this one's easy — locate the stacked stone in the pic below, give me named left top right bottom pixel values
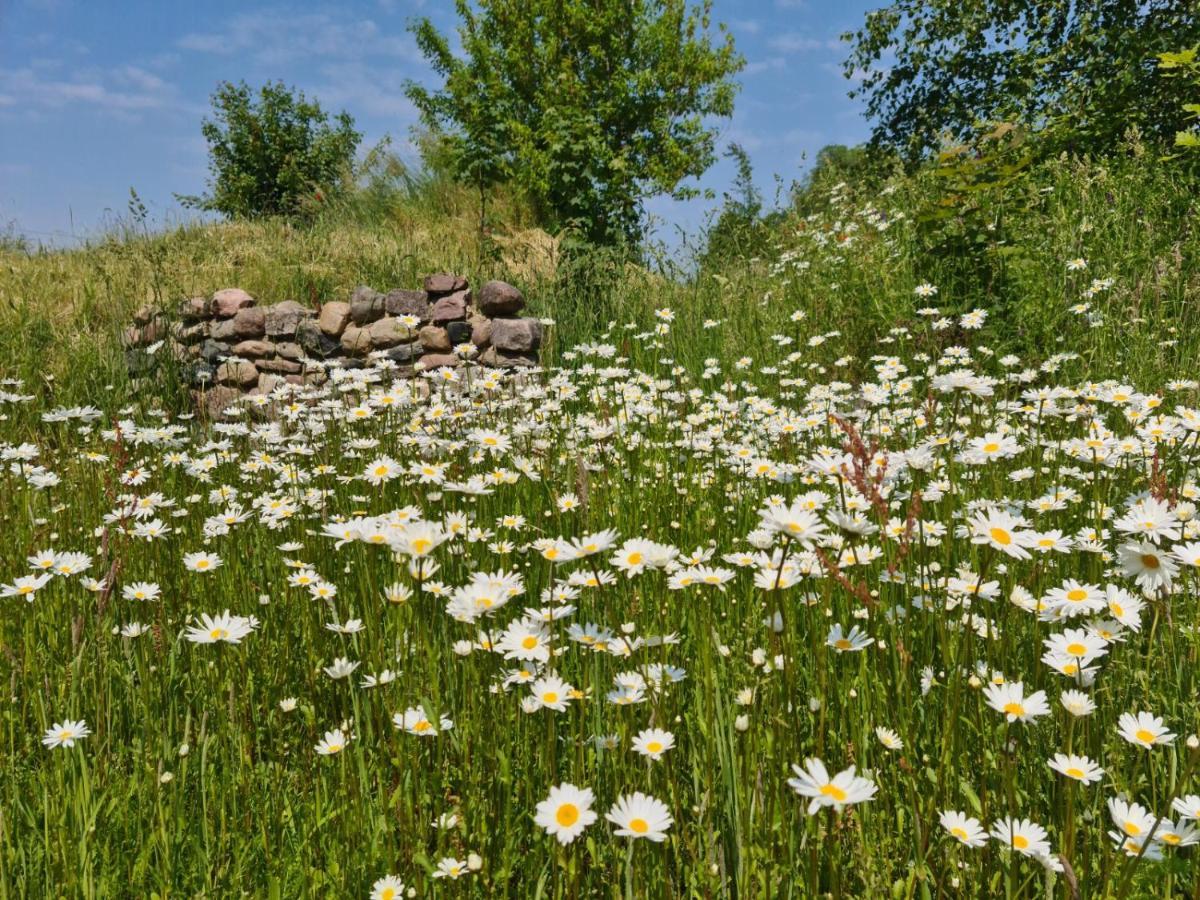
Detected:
left=122, top=274, right=541, bottom=417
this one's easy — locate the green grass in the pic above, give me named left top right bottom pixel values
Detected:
left=1, top=151, right=1200, bottom=897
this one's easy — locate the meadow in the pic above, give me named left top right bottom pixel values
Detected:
left=2, top=149, right=1200, bottom=897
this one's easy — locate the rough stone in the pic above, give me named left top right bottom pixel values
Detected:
left=253, top=373, right=287, bottom=395
left=212, top=288, right=255, bottom=318
left=196, top=385, right=241, bottom=419
left=490, top=317, right=542, bottom=352
left=179, top=297, right=209, bottom=321
left=349, top=286, right=386, bottom=325
left=340, top=323, right=374, bottom=354
left=264, top=300, right=311, bottom=337
left=178, top=322, right=209, bottom=345
left=419, top=353, right=462, bottom=369
left=274, top=341, right=303, bottom=360
left=318, top=301, right=351, bottom=337
left=200, top=339, right=231, bottom=364
left=368, top=316, right=416, bottom=348
left=430, top=290, right=469, bottom=323
left=478, top=280, right=525, bottom=317
left=419, top=325, right=452, bottom=352
left=384, top=289, right=429, bottom=321
left=256, top=358, right=303, bottom=375
left=297, top=320, right=342, bottom=358
left=217, top=359, right=259, bottom=387
left=304, top=369, right=329, bottom=386
left=232, top=339, right=274, bottom=359
left=482, top=347, right=538, bottom=368
left=446, top=321, right=473, bottom=346
left=231, top=306, right=266, bottom=340
left=383, top=341, right=422, bottom=364
left=423, top=273, right=468, bottom=295
left=210, top=319, right=236, bottom=341
left=469, top=315, right=493, bottom=348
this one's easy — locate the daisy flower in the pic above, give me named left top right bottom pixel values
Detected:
left=1117, top=711, right=1175, bottom=749
left=786, top=758, right=878, bottom=814
left=606, top=792, right=674, bottom=841
left=631, top=728, right=675, bottom=761
left=42, top=719, right=91, bottom=749
left=940, top=810, right=988, bottom=847
left=1047, top=753, right=1104, bottom=784
left=534, top=783, right=597, bottom=845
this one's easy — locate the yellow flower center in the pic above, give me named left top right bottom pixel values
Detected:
left=1066, top=643, right=1087, bottom=656
left=413, top=720, right=431, bottom=732
left=1065, top=767, right=1084, bottom=779
left=1141, top=554, right=1160, bottom=570
left=521, top=636, right=538, bottom=650
left=627, top=552, right=643, bottom=566
left=820, top=783, right=848, bottom=802
left=646, top=741, right=663, bottom=753
left=951, top=827, right=968, bottom=841
left=542, top=692, right=559, bottom=704
left=1136, top=729, right=1155, bottom=744
left=1013, top=835, right=1029, bottom=850
left=834, top=639, right=852, bottom=650
left=982, top=442, right=1000, bottom=453
left=556, top=804, right=579, bottom=827
left=1066, top=588, right=1087, bottom=602
left=412, top=538, right=432, bottom=554
left=989, top=527, right=1012, bottom=546
left=1003, top=702, right=1025, bottom=717
left=629, top=818, right=650, bottom=834
left=1124, top=821, right=1141, bottom=836
left=210, top=628, right=228, bottom=640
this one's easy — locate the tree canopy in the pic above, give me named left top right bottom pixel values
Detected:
left=183, top=81, right=361, bottom=219
left=405, top=0, right=743, bottom=246
left=843, top=0, right=1200, bottom=159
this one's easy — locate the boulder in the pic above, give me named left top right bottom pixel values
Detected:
left=196, top=385, right=242, bottom=420
left=231, top=340, right=274, bottom=359
left=179, top=297, right=209, bottom=321
left=178, top=322, right=209, bottom=345
left=264, top=300, right=312, bottom=337
left=384, top=289, right=429, bottom=321
left=256, top=358, right=304, bottom=375
left=200, top=339, right=231, bottom=364
left=481, top=347, right=538, bottom=368
left=419, top=353, right=462, bottom=369
left=318, top=301, right=351, bottom=337
left=212, top=288, right=255, bottom=318
left=384, top=342, right=422, bottom=364
left=216, top=360, right=259, bottom=387
left=231, top=306, right=266, bottom=340
left=274, top=341, right=303, bottom=361
left=430, top=290, right=469, bottom=323
left=368, top=316, right=416, bottom=348
left=423, top=273, right=468, bottom=295
left=490, top=317, right=542, bottom=353
left=446, top=321, right=473, bottom=346
left=349, top=286, right=386, bottom=325
left=478, top=280, right=525, bottom=317
left=210, top=318, right=236, bottom=341
left=419, top=325, right=452, bottom=352
left=340, top=323, right=374, bottom=354
left=469, top=315, right=493, bottom=349
left=297, top=321, right=342, bottom=358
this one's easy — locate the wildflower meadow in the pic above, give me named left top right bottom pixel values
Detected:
left=4, top=215, right=1200, bottom=899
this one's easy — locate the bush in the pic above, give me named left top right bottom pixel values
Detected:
left=180, top=81, right=361, bottom=220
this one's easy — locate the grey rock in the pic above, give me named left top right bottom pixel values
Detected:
left=384, top=289, right=429, bottom=321
left=490, top=317, right=542, bottom=352
left=200, top=339, right=231, bottom=364
left=368, top=316, right=417, bottom=348
left=446, top=321, right=473, bottom=345
left=423, top=273, right=468, bottom=295
left=264, top=300, right=312, bottom=337
left=419, top=325, right=452, bottom=352
left=430, top=290, right=469, bottom=323
left=318, top=301, right=351, bottom=337
left=231, top=340, right=274, bottom=359
left=297, top=321, right=342, bottom=358
left=256, top=358, right=303, bottom=375
left=340, top=323, right=374, bottom=354
left=211, top=288, right=255, bottom=318
left=231, top=307, right=266, bottom=340
left=478, top=280, right=525, bottom=317
left=384, top=341, right=422, bottom=364
left=349, top=286, right=386, bottom=325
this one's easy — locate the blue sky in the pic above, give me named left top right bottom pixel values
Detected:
left=0, top=0, right=878, bottom=247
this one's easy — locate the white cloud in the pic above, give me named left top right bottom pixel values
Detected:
left=766, top=33, right=842, bottom=54
left=0, top=63, right=177, bottom=114
left=178, top=10, right=416, bottom=65
left=744, top=57, right=786, bottom=77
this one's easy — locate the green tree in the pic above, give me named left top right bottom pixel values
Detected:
left=181, top=81, right=361, bottom=219
left=405, top=0, right=743, bottom=246
left=843, top=0, right=1200, bottom=159
left=1157, top=46, right=1200, bottom=155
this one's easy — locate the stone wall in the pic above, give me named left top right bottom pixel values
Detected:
left=123, top=274, right=542, bottom=416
